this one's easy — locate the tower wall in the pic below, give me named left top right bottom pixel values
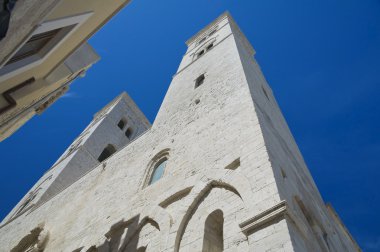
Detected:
left=232, top=16, right=360, bottom=251
left=0, top=12, right=360, bottom=252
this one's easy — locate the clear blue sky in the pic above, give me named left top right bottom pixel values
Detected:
left=1, top=1, right=379, bottom=250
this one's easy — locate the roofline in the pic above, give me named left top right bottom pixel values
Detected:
left=185, top=11, right=232, bottom=46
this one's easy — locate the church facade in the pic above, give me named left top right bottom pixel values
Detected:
left=0, top=12, right=360, bottom=252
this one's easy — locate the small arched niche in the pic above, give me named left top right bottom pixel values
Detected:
left=202, top=209, right=224, bottom=252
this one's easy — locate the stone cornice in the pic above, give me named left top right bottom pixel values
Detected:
left=239, top=200, right=288, bottom=235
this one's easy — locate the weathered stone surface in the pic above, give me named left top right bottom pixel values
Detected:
left=0, top=12, right=360, bottom=252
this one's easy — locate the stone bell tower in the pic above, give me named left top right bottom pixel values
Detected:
left=0, top=12, right=360, bottom=252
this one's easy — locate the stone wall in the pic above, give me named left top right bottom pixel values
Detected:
left=0, top=12, right=360, bottom=252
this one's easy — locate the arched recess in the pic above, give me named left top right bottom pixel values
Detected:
left=174, top=183, right=249, bottom=252
left=202, top=209, right=224, bottom=252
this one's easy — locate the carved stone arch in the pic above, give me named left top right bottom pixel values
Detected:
left=136, top=205, right=173, bottom=251
left=120, top=217, right=160, bottom=252
left=173, top=183, right=249, bottom=252
left=202, top=168, right=255, bottom=209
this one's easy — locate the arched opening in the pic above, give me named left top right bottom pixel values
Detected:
left=149, top=158, right=167, bottom=185
left=202, top=210, right=224, bottom=252
left=97, top=144, right=116, bottom=162
left=125, top=127, right=133, bottom=139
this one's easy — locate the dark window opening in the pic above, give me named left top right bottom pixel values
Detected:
left=262, top=86, right=270, bottom=100
left=195, top=74, right=205, bottom=89
left=197, top=50, right=205, bottom=58
left=6, top=28, right=62, bottom=65
left=98, top=144, right=116, bottom=162
left=117, top=119, right=126, bottom=130
left=125, top=127, right=133, bottom=139
left=206, top=43, right=214, bottom=51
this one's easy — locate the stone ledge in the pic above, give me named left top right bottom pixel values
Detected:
left=239, top=200, right=287, bottom=235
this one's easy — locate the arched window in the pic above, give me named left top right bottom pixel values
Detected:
left=97, top=144, right=116, bottom=162
left=125, top=127, right=133, bottom=139
left=149, top=158, right=167, bottom=185
left=202, top=210, right=224, bottom=252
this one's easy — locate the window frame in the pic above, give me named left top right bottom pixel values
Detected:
left=0, top=12, right=93, bottom=82
left=142, top=149, right=170, bottom=188
left=148, top=158, right=167, bottom=185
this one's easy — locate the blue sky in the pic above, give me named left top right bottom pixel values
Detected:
left=1, top=0, right=379, bottom=250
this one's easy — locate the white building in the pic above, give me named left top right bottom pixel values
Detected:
left=0, top=12, right=360, bottom=252
left=0, top=0, right=132, bottom=141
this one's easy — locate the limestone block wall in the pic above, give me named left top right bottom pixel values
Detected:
left=232, top=12, right=360, bottom=252
left=0, top=12, right=360, bottom=252
left=1, top=93, right=150, bottom=227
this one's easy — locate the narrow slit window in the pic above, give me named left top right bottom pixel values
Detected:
left=195, top=74, right=205, bottom=89
left=262, top=86, right=270, bottom=100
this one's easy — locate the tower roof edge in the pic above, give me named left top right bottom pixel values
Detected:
left=185, top=11, right=234, bottom=46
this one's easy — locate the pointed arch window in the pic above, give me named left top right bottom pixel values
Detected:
left=149, top=158, right=167, bottom=185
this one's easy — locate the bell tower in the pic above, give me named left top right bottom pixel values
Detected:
left=152, top=11, right=360, bottom=251
left=0, top=12, right=360, bottom=252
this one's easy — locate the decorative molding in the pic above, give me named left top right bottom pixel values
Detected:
left=239, top=200, right=288, bottom=235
